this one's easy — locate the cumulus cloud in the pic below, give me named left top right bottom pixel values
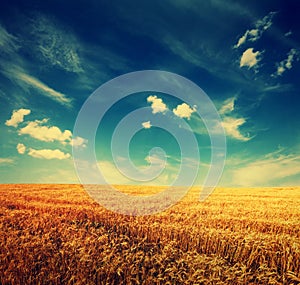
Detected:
left=173, top=103, right=196, bottom=119
left=18, top=119, right=72, bottom=143
left=17, top=143, right=26, bottom=154
left=7, top=109, right=87, bottom=148
left=71, top=136, right=88, bottom=148
left=18, top=118, right=87, bottom=148
left=275, top=49, right=299, bottom=76
left=5, top=108, right=31, bottom=127
left=28, top=148, right=71, bottom=160
left=142, top=121, right=151, bottom=129
left=234, top=12, right=276, bottom=48
left=147, top=95, right=167, bottom=114
left=240, top=48, right=261, bottom=69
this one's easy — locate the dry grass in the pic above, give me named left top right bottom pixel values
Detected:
left=0, top=184, right=299, bottom=284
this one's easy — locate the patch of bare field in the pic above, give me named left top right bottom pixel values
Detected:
left=0, top=184, right=299, bottom=284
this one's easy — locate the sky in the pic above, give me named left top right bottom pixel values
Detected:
left=0, top=0, right=300, bottom=187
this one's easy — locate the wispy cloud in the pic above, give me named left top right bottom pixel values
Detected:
left=0, top=24, right=19, bottom=54
left=240, top=48, right=261, bottom=69
left=28, top=148, right=71, bottom=160
left=0, top=158, right=14, bottom=164
left=162, top=35, right=232, bottom=81
left=182, top=96, right=251, bottom=141
left=164, top=36, right=203, bottom=67
left=97, top=159, right=175, bottom=186
left=284, top=31, right=292, bottom=37
left=209, top=0, right=253, bottom=18
left=262, top=84, right=292, bottom=93
left=221, top=117, right=250, bottom=141
left=161, top=34, right=261, bottom=88
left=1, top=64, right=72, bottom=107
left=98, top=160, right=132, bottom=184
left=0, top=22, right=73, bottom=107
left=16, top=70, right=72, bottom=106
left=234, top=12, right=277, bottom=48
left=274, top=48, right=299, bottom=76
left=70, top=136, right=88, bottom=148
left=29, top=14, right=83, bottom=73
left=5, top=108, right=31, bottom=127
left=219, top=97, right=235, bottom=115
left=219, top=97, right=251, bottom=141
left=145, top=154, right=166, bottom=166
left=231, top=151, right=300, bottom=186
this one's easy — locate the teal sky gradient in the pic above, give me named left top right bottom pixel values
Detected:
left=1, top=0, right=300, bottom=187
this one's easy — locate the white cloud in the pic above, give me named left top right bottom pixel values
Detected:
left=142, top=121, right=151, bottom=129
left=71, top=136, right=88, bottom=148
left=275, top=49, right=299, bottom=76
left=185, top=97, right=251, bottom=141
left=1, top=65, right=72, bottom=107
left=15, top=71, right=72, bottom=106
left=98, top=160, right=132, bottom=184
left=0, top=24, right=19, bottom=54
left=0, top=22, right=72, bottom=107
left=145, top=154, right=166, bottom=165
left=173, top=103, right=196, bottom=119
left=235, top=33, right=247, bottom=48
left=96, top=157, right=178, bottom=186
left=5, top=108, right=31, bottom=127
left=240, top=48, right=261, bottom=69
left=219, top=97, right=235, bottom=115
left=11, top=111, right=88, bottom=148
left=0, top=158, right=14, bottom=164
left=257, top=12, right=276, bottom=31
left=30, top=14, right=83, bottom=73
left=147, top=95, right=167, bottom=114
left=232, top=153, right=300, bottom=186
left=28, top=148, right=71, bottom=160
left=221, top=117, right=250, bottom=141
left=235, top=29, right=259, bottom=48
left=284, top=31, right=292, bottom=37
left=18, top=119, right=72, bottom=144
left=217, top=97, right=251, bottom=141
left=248, top=28, right=259, bottom=38
left=17, top=143, right=26, bottom=154
left=234, top=12, right=276, bottom=48
left=37, top=168, right=79, bottom=184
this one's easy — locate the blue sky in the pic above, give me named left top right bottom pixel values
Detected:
left=0, top=0, right=300, bottom=187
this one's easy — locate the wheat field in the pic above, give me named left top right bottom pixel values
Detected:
left=0, top=184, right=299, bottom=284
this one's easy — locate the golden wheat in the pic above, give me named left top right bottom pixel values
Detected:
left=0, top=184, right=299, bottom=284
